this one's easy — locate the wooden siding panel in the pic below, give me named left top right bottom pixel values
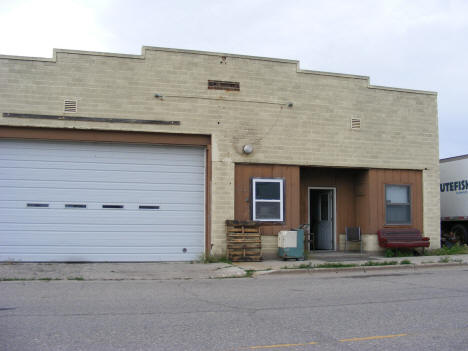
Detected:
left=366, top=169, right=423, bottom=233
left=300, top=168, right=362, bottom=243
left=234, top=164, right=300, bottom=235
left=354, top=170, right=370, bottom=233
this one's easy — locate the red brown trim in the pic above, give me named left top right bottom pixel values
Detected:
left=0, top=126, right=210, bottom=146
left=205, top=144, right=212, bottom=254
left=0, top=125, right=212, bottom=256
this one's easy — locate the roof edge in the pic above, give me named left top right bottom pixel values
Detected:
left=369, top=84, right=437, bottom=96
left=0, top=46, right=437, bottom=95
left=440, top=154, right=468, bottom=163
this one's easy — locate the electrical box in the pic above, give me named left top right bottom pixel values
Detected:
left=278, top=229, right=304, bottom=260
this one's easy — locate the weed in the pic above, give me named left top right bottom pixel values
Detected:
left=421, top=261, right=435, bottom=264
left=296, top=262, right=313, bottom=269
left=315, top=262, right=358, bottom=269
left=425, top=244, right=468, bottom=256
left=67, top=277, right=84, bottom=281
left=400, top=259, right=412, bottom=265
left=200, top=254, right=232, bottom=264
left=438, top=257, right=450, bottom=263
left=244, top=270, right=254, bottom=278
left=38, top=278, right=60, bottom=281
left=385, top=249, right=415, bottom=258
left=361, top=261, right=398, bottom=266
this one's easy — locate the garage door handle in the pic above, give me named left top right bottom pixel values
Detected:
left=139, top=205, right=160, bottom=210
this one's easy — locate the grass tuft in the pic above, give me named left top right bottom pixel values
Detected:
left=425, top=244, right=468, bottom=256
left=67, top=277, right=84, bottom=281
left=314, top=262, right=358, bottom=269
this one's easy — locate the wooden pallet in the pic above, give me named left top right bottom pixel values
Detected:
left=226, top=220, right=262, bottom=262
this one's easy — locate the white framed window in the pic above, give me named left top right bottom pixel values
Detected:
left=385, top=184, right=411, bottom=224
left=252, top=178, right=284, bottom=221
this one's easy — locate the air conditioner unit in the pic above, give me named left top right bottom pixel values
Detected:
left=278, top=231, right=297, bottom=248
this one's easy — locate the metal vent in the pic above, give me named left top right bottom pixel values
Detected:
left=351, top=118, right=361, bottom=130
left=64, top=100, right=77, bottom=113
left=208, top=80, right=240, bottom=91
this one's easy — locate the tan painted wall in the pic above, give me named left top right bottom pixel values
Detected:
left=0, top=47, right=440, bottom=254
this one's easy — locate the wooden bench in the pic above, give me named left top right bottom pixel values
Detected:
left=377, top=228, right=430, bottom=252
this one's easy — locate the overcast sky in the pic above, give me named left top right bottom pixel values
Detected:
left=1, top=0, right=466, bottom=158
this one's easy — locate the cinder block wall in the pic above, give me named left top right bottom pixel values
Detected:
left=0, top=47, right=440, bottom=254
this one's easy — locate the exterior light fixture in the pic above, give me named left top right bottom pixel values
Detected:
left=243, top=144, right=253, bottom=154
left=287, top=102, right=293, bottom=108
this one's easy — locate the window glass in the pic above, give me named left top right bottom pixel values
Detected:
left=255, top=182, right=280, bottom=200
left=386, top=185, right=409, bottom=204
left=252, top=178, right=284, bottom=221
left=386, top=206, right=411, bottom=223
left=255, top=202, right=281, bottom=220
left=320, top=194, right=328, bottom=221
left=385, top=185, right=411, bottom=224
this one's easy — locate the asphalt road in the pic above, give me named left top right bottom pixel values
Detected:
left=1, top=266, right=468, bottom=351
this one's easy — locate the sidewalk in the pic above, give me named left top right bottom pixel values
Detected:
left=233, top=252, right=468, bottom=275
left=0, top=262, right=246, bottom=281
left=1, top=252, right=467, bottom=281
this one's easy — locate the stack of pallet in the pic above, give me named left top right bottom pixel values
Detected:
left=226, top=220, right=262, bottom=262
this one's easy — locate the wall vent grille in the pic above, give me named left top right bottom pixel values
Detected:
left=64, top=100, right=77, bottom=113
left=208, top=80, right=240, bottom=91
left=351, top=118, right=361, bottom=130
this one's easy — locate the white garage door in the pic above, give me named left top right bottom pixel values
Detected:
left=0, top=139, right=205, bottom=262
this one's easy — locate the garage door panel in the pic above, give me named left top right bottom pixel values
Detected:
left=0, top=140, right=206, bottom=262
left=0, top=152, right=205, bottom=165
left=0, top=209, right=204, bottom=225
left=0, top=200, right=204, bottom=212
left=0, top=253, right=201, bottom=262
left=0, top=169, right=204, bottom=184
left=0, top=153, right=204, bottom=166
left=1, top=247, right=203, bottom=262
left=0, top=180, right=204, bottom=193
left=2, top=245, right=204, bottom=253
left=2, top=223, right=204, bottom=232
left=1, top=142, right=204, bottom=164
left=3, top=233, right=204, bottom=246
left=1, top=188, right=204, bottom=203
left=1, top=160, right=205, bottom=175
left=1, top=139, right=203, bottom=154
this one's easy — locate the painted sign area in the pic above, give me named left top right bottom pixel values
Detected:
left=440, top=180, right=468, bottom=194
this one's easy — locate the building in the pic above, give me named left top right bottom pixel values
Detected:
left=0, top=46, right=440, bottom=261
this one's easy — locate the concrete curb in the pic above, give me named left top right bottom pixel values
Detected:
left=252, top=262, right=468, bottom=277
